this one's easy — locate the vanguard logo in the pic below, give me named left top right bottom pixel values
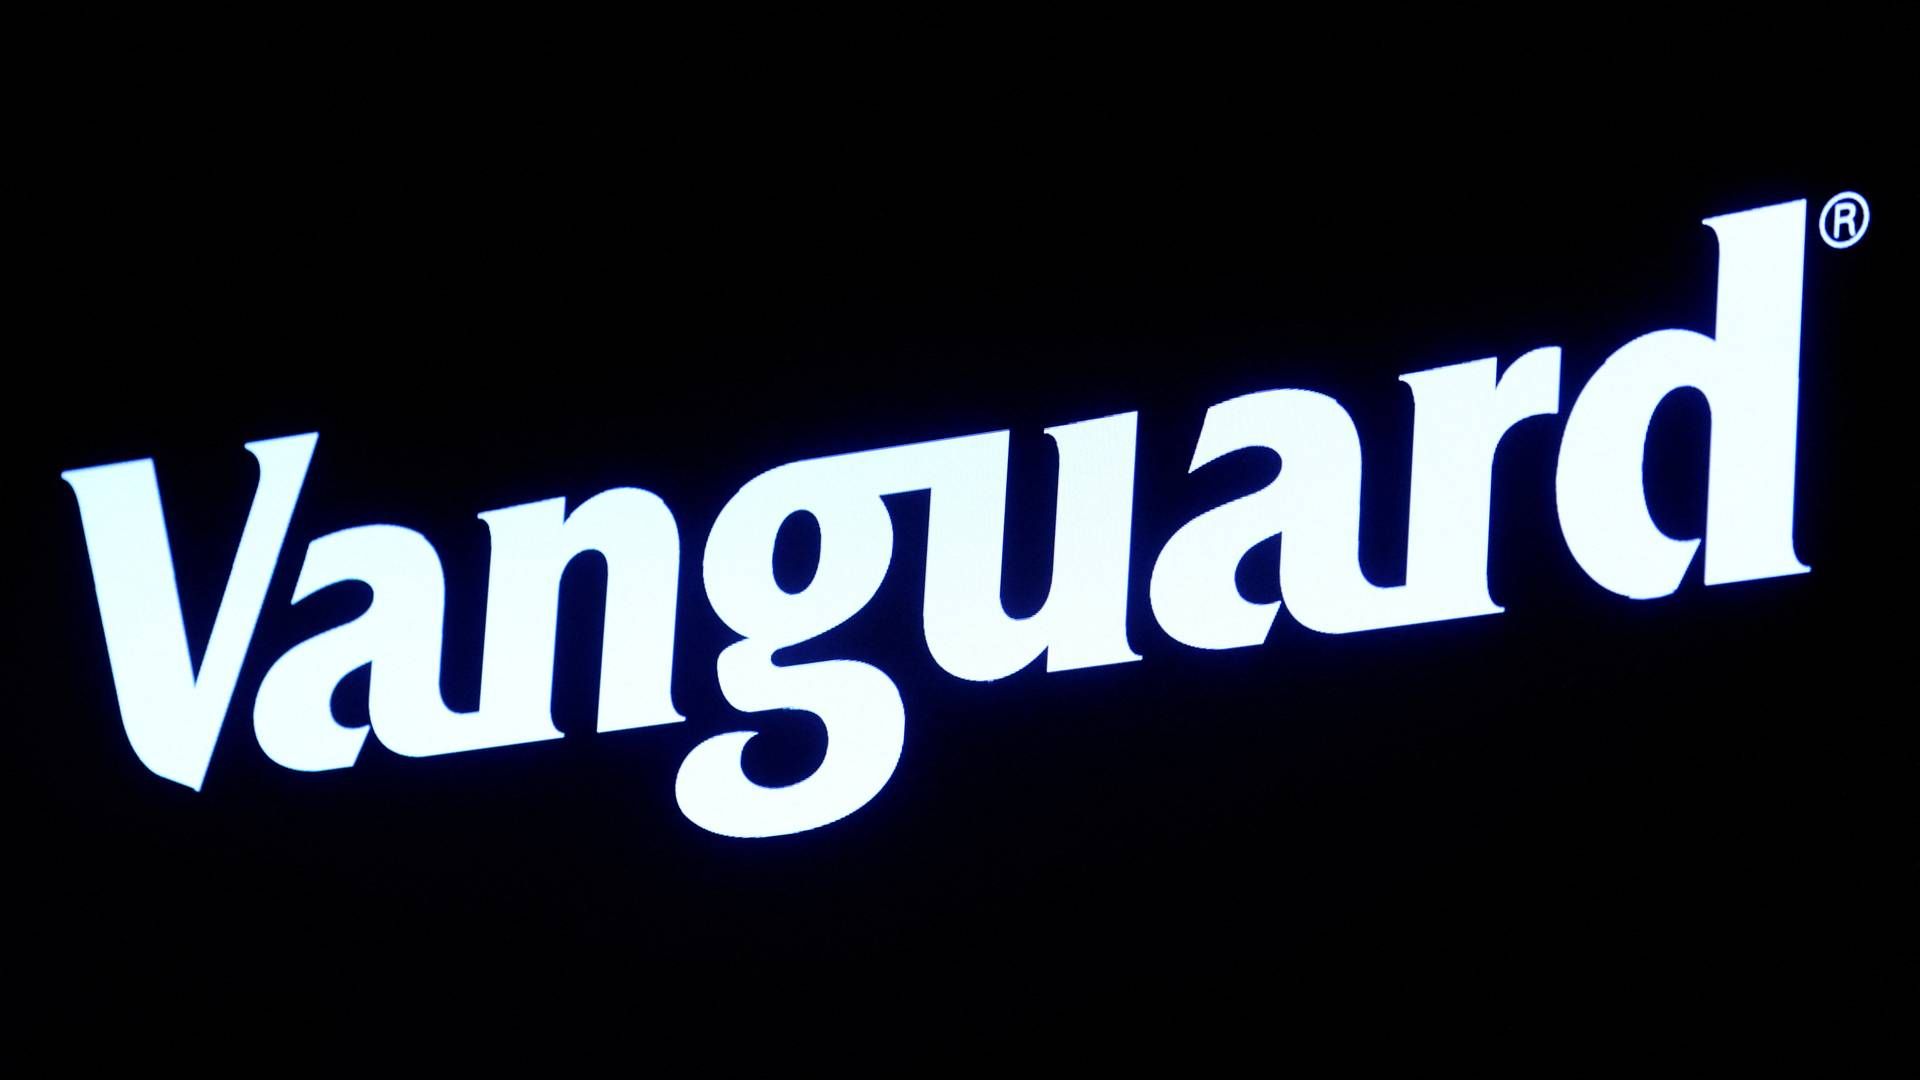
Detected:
left=64, top=199, right=1812, bottom=838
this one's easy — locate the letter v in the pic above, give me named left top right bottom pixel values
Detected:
left=62, top=434, right=317, bottom=790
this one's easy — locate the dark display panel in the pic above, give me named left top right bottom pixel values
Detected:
left=15, top=125, right=1899, bottom=1030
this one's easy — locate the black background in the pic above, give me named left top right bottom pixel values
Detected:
left=13, top=84, right=1903, bottom=1036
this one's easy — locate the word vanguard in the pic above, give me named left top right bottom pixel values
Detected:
left=66, top=200, right=1812, bottom=838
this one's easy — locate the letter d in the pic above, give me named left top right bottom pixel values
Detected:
left=1557, top=200, right=1810, bottom=599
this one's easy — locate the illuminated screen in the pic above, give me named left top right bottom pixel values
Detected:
left=16, top=146, right=1896, bottom=1023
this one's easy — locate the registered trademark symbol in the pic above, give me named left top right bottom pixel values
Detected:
left=1819, top=191, right=1870, bottom=249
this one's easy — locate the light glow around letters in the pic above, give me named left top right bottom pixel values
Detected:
left=61, top=199, right=1815, bottom=837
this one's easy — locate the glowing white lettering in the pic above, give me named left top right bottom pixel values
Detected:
left=60, top=199, right=1816, bottom=837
